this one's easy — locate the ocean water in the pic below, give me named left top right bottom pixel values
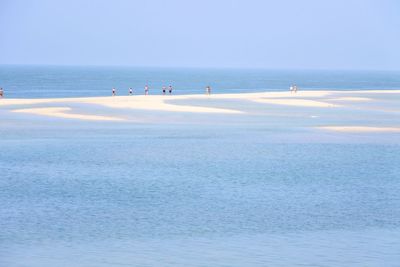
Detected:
left=1, top=123, right=400, bottom=266
left=1, top=65, right=400, bottom=98
left=1, top=67, right=400, bottom=266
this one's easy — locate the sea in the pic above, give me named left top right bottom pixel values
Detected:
left=1, top=65, right=400, bottom=98
left=1, top=65, right=400, bottom=266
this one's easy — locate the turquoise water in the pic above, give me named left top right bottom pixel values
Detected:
left=1, top=67, right=400, bottom=266
left=1, top=65, right=400, bottom=98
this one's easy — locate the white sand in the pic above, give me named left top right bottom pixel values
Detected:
left=1, top=90, right=400, bottom=121
left=79, top=96, right=243, bottom=114
left=330, top=97, right=371, bottom=101
left=318, top=126, right=400, bottom=133
left=253, top=98, right=340, bottom=107
left=12, top=107, right=125, bottom=121
left=0, top=95, right=242, bottom=114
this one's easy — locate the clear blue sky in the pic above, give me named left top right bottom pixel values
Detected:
left=1, top=0, right=399, bottom=70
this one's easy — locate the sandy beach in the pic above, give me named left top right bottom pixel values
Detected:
left=1, top=90, right=400, bottom=133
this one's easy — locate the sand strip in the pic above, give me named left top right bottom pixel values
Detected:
left=318, top=126, right=400, bottom=133
left=12, top=107, right=125, bottom=121
left=253, top=98, right=339, bottom=107
left=2, top=90, right=400, bottom=117
left=329, top=97, right=371, bottom=101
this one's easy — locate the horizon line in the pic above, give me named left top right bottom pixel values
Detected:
left=0, top=63, right=399, bottom=73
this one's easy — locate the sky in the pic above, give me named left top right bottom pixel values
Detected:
left=0, top=0, right=399, bottom=70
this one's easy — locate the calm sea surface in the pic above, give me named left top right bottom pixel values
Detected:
left=1, top=65, right=400, bottom=98
left=1, top=66, right=400, bottom=266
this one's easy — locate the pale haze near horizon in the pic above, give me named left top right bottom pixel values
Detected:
left=0, top=0, right=399, bottom=70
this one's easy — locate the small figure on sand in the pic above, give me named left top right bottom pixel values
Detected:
left=144, top=85, right=149, bottom=95
left=129, top=88, right=133, bottom=95
left=290, top=84, right=298, bottom=93
left=206, top=85, right=211, bottom=95
left=112, top=88, right=116, bottom=96
left=162, top=86, right=166, bottom=95
left=0, top=88, right=3, bottom=98
left=168, top=85, right=173, bottom=94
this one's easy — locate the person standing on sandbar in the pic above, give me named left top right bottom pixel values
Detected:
left=168, top=85, right=173, bottom=94
left=0, top=88, right=3, bottom=98
left=112, top=87, right=116, bottom=96
left=144, top=85, right=149, bottom=95
left=206, top=85, right=211, bottom=95
left=129, top=88, right=133, bottom=95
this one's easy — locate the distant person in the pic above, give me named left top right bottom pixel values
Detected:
left=294, top=85, right=298, bottom=93
left=129, top=88, right=133, bottom=95
left=112, top=88, right=116, bottom=96
left=0, top=88, right=3, bottom=98
left=168, top=85, right=173, bottom=94
left=206, top=85, right=211, bottom=95
left=162, top=86, right=166, bottom=95
left=289, top=85, right=294, bottom=93
left=144, top=85, right=149, bottom=95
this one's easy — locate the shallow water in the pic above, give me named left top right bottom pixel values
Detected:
left=1, top=120, right=400, bottom=266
